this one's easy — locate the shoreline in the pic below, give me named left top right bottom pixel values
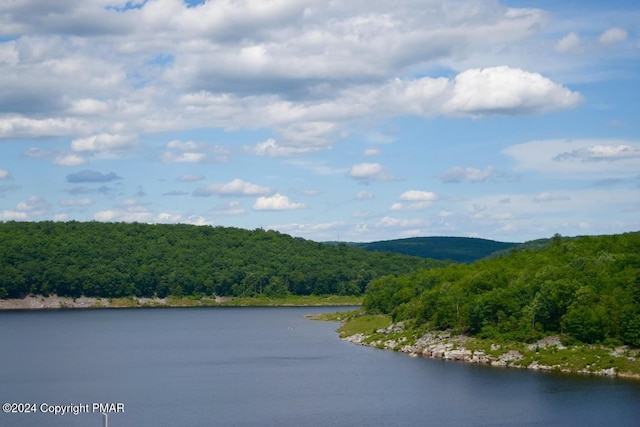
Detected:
left=339, top=320, right=640, bottom=380
left=0, top=294, right=362, bottom=310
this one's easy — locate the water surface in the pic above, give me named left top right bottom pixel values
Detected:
left=1, top=307, right=639, bottom=426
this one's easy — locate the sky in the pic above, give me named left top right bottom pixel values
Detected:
left=0, top=0, right=639, bottom=243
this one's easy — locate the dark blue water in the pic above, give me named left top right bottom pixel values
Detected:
left=1, top=307, right=639, bottom=427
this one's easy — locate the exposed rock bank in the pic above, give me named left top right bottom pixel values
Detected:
left=343, top=322, right=639, bottom=379
left=0, top=295, right=171, bottom=310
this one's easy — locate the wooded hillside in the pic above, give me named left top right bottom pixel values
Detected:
left=363, top=233, right=640, bottom=346
left=0, top=221, right=442, bottom=299
left=348, top=236, right=518, bottom=262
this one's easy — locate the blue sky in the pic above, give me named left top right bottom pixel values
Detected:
left=0, top=0, right=638, bottom=242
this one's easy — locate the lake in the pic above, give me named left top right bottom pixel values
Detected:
left=1, top=307, right=639, bottom=426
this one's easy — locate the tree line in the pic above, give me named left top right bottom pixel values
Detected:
left=363, top=233, right=640, bottom=346
left=0, top=221, right=442, bottom=299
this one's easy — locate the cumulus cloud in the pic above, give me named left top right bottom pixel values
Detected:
left=399, top=190, right=438, bottom=201
left=71, top=133, right=136, bottom=153
left=443, top=66, right=583, bottom=117
left=349, top=162, right=393, bottom=182
left=193, top=178, right=271, bottom=197
left=253, top=138, right=322, bottom=157
left=391, top=190, right=437, bottom=211
left=443, top=166, right=495, bottom=183
left=0, top=210, right=29, bottom=220
left=267, top=221, right=346, bottom=237
left=66, top=170, right=122, bottom=183
left=555, top=32, right=581, bottom=53
left=53, top=153, right=87, bottom=166
left=161, top=141, right=228, bottom=163
left=363, top=147, right=380, bottom=157
left=161, top=152, right=207, bottom=163
left=0, top=169, right=9, bottom=179
left=165, top=140, right=198, bottom=150
left=0, top=116, right=89, bottom=139
left=374, top=216, right=427, bottom=229
left=253, top=193, right=305, bottom=211
left=0, top=0, right=575, bottom=145
left=68, top=98, right=109, bottom=115
left=93, top=210, right=121, bottom=222
left=599, top=28, right=628, bottom=45
left=93, top=200, right=167, bottom=223
left=16, top=195, right=49, bottom=215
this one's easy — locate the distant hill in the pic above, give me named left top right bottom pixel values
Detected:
left=335, top=236, right=520, bottom=263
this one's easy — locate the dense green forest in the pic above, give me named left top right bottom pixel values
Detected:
left=341, top=236, right=518, bottom=263
left=363, top=233, right=640, bottom=346
left=0, top=221, right=442, bottom=299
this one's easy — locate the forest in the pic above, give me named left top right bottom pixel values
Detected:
left=0, top=221, right=442, bottom=299
left=363, top=232, right=640, bottom=346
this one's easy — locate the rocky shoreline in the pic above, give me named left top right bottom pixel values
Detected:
left=342, top=322, right=640, bottom=379
left=0, top=295, right=230, bottom=310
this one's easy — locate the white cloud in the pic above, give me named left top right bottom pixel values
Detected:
left=93, top=204, right=164, bottom=223
left=71, top=133, right=136, bottom=153
left=555, top=32, right=581, bottom=53
left=68, top=98, right=109, bottom=115
left=399, top=190, right=437, bottom=201
left=157, top=212, right=182, bottom=223
left=268, top=221, right=346, bottom=236
left=0, top=2, right=581, bottom=146
left=184, top=215, right=210, bottom=226
left=161, top=152, right=207, bottom=163
left=349, top=162, right=392, bottom=181
left=16, top=196, right=49, bottom=215
left=0, top=169, right=9, bottom=179
left=93, top=210, right=121, bottom=221
left=0, top=210, right=29, bottom=220
left=253, top=138, right=322, bottom=157
left=0, top=116, right=89, bottom=139
left=443, top=166, right=495, bottom=183
left=443, top=66, right=583, bottom=117
left=52, top=153, right=87, bottom=166
left=599, top=28, right=628, bottom=45
left=253, top=193, right=305, bottom=211
left=375, top=216, right=427, bottom=229
left=363, top=147, right=380, bottom=157
left=391, top=190, right=437, bottom=211
left=165, top=140, right=199, bottom=150
left=390, top=202, right=433, bottom=211
left=194, top=178, right=271, bottom=197
left=554, top=144, right=640, bottom=162
left=504, top=139, right=640, bottom=177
